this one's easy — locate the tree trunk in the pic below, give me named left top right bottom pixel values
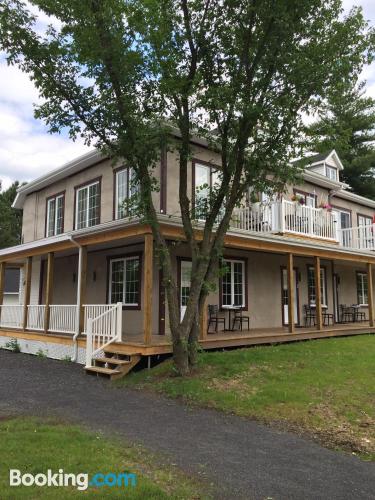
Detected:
left=172, top=335, right=190, bottom=376
left=188, top=309, right=199, bottom=367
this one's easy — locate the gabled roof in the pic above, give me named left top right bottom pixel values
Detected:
left=293, top=149, right=344, bottom=171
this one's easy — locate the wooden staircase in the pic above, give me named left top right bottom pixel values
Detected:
left=85, top=349, right=141, bottom=380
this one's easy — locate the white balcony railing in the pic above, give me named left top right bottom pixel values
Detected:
left=49, top=305, right=78, bottom=334
left=27, top=305, right=46, bottom=331
left=0, top=305, right=23, bottom=329
left=231, top=200, right=337, bottom=241
left=338, top=225, right=375, bottom=251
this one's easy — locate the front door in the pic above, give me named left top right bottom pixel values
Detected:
left=180, top=260, right=192, bottom=321
left=281, top=268, right=299, bottom=325
left=332, top=209, right=351, bottom=245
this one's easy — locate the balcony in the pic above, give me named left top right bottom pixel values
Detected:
left=231, top=200, right=375, bottom=251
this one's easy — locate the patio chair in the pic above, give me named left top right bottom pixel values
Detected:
left=322, top=311, right=334, bottom=326
left=231, top=307, right=250, bottom=331
left=339, top=304, right=354, bottom=323
left=303, top=305, right=316, bottom=327
left=353, top=307, right=366, bottom=322
left=207, top=305, right=226, bottom=333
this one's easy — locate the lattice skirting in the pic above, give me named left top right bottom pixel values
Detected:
left=0, top=336, right=86, bottom=364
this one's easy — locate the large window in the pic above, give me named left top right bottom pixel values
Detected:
left=221, top=259, right=246, bottom=308
left=325, top=165, right=338, bottom=181
left=109, top=255, right=140, bottom=307
left=294, top=190, right=316, bottom=208
left=4, top=268, right=20, bottom=294
left=46, top=193, right=64, bottom=237
left=356, top=272, right=368, bottom=306
left=193, top=162, right=221, bottom=219
left=114, top=167, right=139, bottom=219
left=358, top=214, right=372, bottom=227
left=307, top=266, right=327, bottom=306
left=75, top=180, right=100, bottom=229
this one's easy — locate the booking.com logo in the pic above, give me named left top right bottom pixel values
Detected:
left=10, top=469, right=137, bottom=490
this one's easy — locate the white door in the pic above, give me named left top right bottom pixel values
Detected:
left=282, top=268, right=299, bottom=325
left=180, top=260, right=192, bottom=321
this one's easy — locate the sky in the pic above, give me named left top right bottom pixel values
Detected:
left=0, top=1, right=374, bottom=190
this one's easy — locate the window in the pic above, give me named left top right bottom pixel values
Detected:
left=221, top=259, right=246, bottom=307
left=307, top=266, right=327, bottom=306
left=358, top=214, right=372, bottom=227
left=4, top=268, right=20, bottom=294
left=109, top=255, right=140, bottom=307
left=46, top=193, right=64, bottom=237
left=114, top=167, right=139, bottom=219
left=194, top=162, right=221, bottom=219
left=294, top=190, right=316, bottom=208
left=357, top=272, right=368, bottom=306
left=326, top=165, right=338, bottom=181
left=75, top=180, right=100, bottom=229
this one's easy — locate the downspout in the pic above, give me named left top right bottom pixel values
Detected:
left=69, top=235, right=83, bottom=362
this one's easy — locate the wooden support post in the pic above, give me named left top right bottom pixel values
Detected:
left=0, top=262, right=5, bottom=324
left=23, top=257, right=33, bottom=330
left=44, top=252, right=54, bottom=333
left=199, top=297, right=208, bottom=340
left=367, top=263, right=374, bottom=327
left=287, top=253, right=295, bottom=333
left=78, top=246, right=87, bottom=334
left=314, top=256, right=323, bottom=330
left=143, top=233, right=153, bottom=345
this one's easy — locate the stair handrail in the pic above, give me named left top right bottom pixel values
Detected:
left=85, top=302, right=122, bottom=368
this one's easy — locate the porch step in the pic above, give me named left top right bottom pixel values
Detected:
left=84, top=352, right=142, bottom=380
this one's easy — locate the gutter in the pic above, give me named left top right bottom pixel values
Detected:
left=69, top=235, right=84, bottom=362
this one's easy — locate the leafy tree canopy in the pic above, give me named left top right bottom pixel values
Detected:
left=0, top=182, right=23, bottom=249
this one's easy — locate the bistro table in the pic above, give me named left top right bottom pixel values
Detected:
left=221, top=306, right=242, bottom=331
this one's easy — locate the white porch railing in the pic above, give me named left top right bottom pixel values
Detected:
left=84, top=303, right=122, bottom=368
left=0, top=305, right=23, bottom=329
left=49, top=305, right=78, bottom=334
left=338, top=225, right=375, bottom=251
left=231, top=203, right=278, bottom=234
left=27, top=305, right=46, bottom=331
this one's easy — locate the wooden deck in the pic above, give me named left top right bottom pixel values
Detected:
left=1, top=323, right=374, bottom=357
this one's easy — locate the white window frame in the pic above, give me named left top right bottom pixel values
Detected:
left=308, top=266, right=327, bottom=307
left=46, top=194, right=64, bottom=237
left=358, top=214, right=372, bottom=227
left=221, top=259, right=246, bottom=308
left=325, top=165, right=338, bottom=181
left=75, top=180, right=100, bottom=230
left=115, top=167, right=138, bottom=219
left=108, top=255, right=140, bottom=307
left=356, top=272, right=368, bottom=306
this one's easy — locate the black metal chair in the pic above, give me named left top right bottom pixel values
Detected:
left=207, top=305, right=226, bottom=333
left=231, top=307, right=250, bottom=331
left=339, top=304, right=354, bottom=323
left=353, top=307, right=366, bottom=322
left=303, top=305, right=316, bottom=327
left=322, top=311, right=334, bottom=326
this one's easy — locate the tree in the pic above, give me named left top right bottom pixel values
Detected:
left=306, top=81, right=375, bottom=199
left=0, top=182, right=23, bottom=249
left=0, top=0, right=373, bottom=374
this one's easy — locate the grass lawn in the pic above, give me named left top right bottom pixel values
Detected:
left=119, top=335, right=375, bottom=461
left=0, top=417, right=209, bottom=499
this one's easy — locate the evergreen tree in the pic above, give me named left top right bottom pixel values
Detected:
left=0, top=182, right=22, bottom=249
left=307, top=81, right=375, bottom=199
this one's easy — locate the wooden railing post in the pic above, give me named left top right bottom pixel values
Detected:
left=22, top=257, right=32, bottom=330
left=287, top=253, right=295, bottom=333
left=367, top=263, right=374, bottom=327
left=314, top=256, right=323, bottom=330
left=44, top=252, right=54, bottom=333
left=143, top=233, right=153, bottom=345
left=0, top=262, right=5, bottom=324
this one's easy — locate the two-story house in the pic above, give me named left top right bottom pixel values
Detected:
left=0, top=139, right=374, bottom=379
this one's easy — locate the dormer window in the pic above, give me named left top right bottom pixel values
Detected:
left=325, top=165, right=338, bottom=181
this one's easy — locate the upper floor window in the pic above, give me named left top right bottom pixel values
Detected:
left=325, top=165, right=338, bottom=181
left=109, top=255, right=140, bottom=308
left=307, top=266, right=327, bottom=306
left=46, top=193, right=64, bottom=237
left=75, top=179, right=101, bottom=230
left=356, top=272, right=368, bottom=306
left=193, top=162, right=221, bottom=219
left=358, top=214, right=372, bottom=227
left=221, top=259, right=246, bottom=308
left=294, top=190, right=316, bottom=208
left=114, top=167, right=138, bottom=219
